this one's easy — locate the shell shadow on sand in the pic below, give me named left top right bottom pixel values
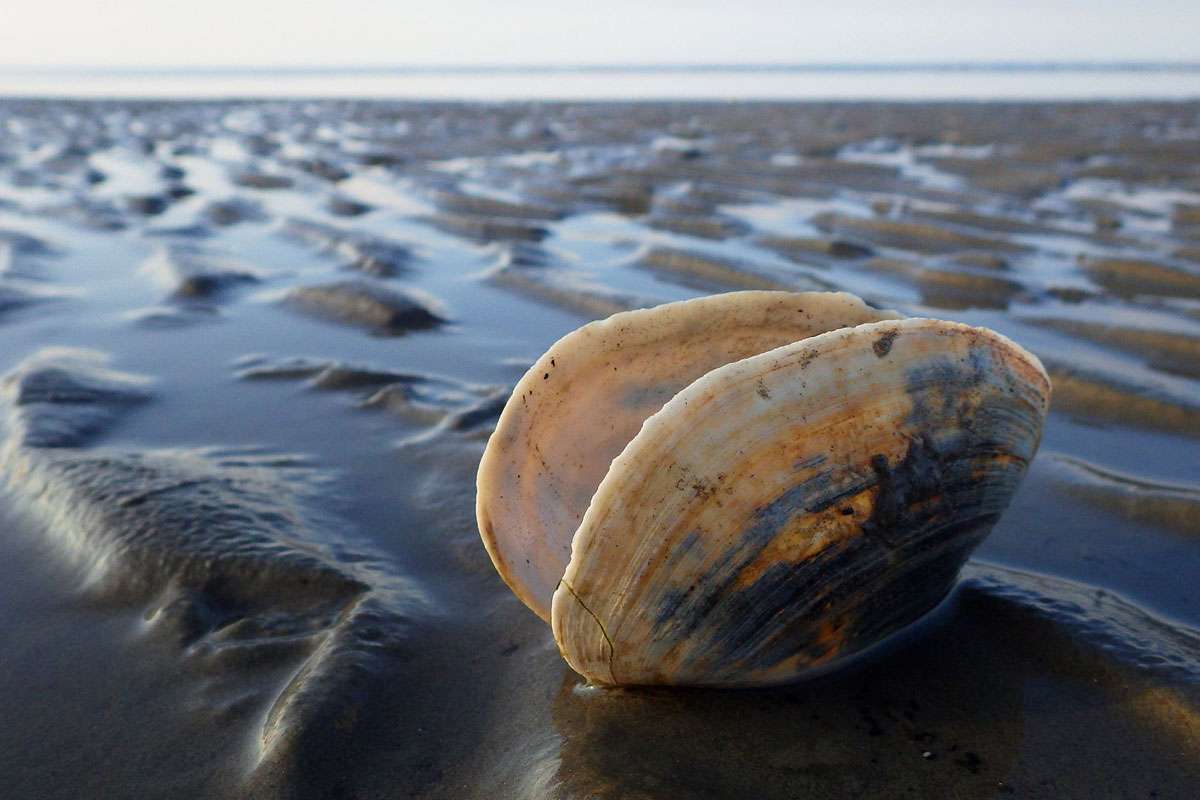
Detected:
left=547, top=563, right=1200, bottom=800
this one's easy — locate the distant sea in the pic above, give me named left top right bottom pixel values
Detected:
left=0, top=63, right=1197, bottom=101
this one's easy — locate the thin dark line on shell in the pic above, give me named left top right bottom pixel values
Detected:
left=560, top=578, right=618, bottom=686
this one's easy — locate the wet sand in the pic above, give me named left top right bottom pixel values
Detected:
left=0, top=98, right=1198, bottom=798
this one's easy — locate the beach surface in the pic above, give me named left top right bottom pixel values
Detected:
left=0, top=98, right=1198, bottom=798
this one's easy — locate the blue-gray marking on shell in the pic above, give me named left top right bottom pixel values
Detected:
left=638, top=339, right=1044, bottom=683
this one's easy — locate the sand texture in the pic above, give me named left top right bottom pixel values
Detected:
left=0, top=99, right=1197, bottom=798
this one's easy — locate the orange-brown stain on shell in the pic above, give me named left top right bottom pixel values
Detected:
left=731, top=485, right=880, bottom=590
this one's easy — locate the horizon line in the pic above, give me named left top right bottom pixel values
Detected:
left=3, top=60, right=1200, bottom=76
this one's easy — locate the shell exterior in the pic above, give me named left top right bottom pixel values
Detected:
left=477, top=292, right=1050, bottom=687
left=477, top=291, right=901, bottom=621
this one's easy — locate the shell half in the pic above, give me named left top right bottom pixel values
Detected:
left=551, top=317, right=1049, bottom=686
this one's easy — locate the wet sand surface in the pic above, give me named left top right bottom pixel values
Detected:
left=0, top=99, right=1197, bottom=798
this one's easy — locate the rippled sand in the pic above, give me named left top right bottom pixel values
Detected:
left=0, top=99, right=1197, bottom=798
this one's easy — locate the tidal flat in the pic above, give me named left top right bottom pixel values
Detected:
left=0, top=99, right=1198, bottom=798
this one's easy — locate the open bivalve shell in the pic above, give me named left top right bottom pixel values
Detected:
left=478, top=291, right=1050, bottom=687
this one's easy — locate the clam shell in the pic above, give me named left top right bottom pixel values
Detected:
left=550, top=317, right=1049, bottom=686
left=477, top=291, right=901, bottom=621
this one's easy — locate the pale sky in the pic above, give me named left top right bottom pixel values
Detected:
left=2, top=0, right=1198, bottom=68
